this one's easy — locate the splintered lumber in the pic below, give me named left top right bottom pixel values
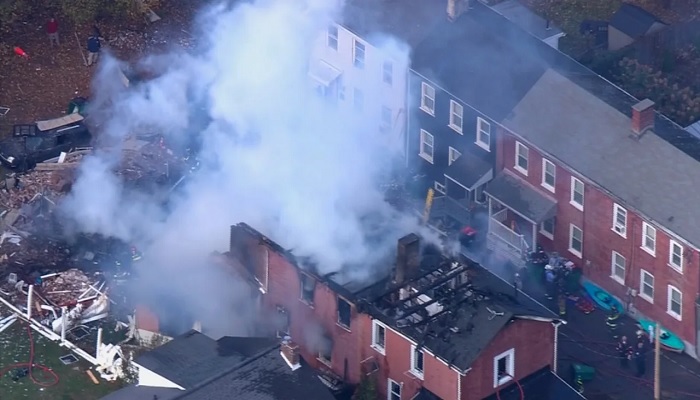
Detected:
left=86, top=370, right=100, bottom=384
left=35, top=162, right=79, bottom=171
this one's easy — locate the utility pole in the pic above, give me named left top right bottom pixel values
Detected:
left=654, top=323, right=661, bottom=400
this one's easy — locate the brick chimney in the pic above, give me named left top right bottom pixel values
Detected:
left=447, top=0, right=469, bottom=22
left=281, top=337, right=301, bottom=371
left=631, top=99, right=655, bottom=136
left=395, top=234, right=421, bottom=286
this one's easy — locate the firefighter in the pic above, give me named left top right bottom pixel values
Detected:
left=575, top=375, right=584, bottom=394
left=634, top=342, right=646, bottom=377
left=545, top=266, right=555, bottom=300
left=513, top=272, right=522, bottom=299
left=616, top=336, right=632, bottom=368
left=606, top=305, right=621, bottom=339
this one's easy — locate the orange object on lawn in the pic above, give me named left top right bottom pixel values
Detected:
left=14, top=47, right=29, bottom=58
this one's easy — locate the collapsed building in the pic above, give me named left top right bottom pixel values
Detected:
left=222, top=223, right=584, bottom=400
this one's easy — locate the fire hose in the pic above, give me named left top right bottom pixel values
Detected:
left=0, top=324, right=60, bottom=387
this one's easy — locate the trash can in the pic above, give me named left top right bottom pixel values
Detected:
left=571, top=363, right=596, bottom=382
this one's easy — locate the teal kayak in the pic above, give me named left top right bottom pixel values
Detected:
left=638, top=319, right=685, bottom=353
left=581, top=281, right=624, bottom=314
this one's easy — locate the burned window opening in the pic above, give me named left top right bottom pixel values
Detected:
left=337, top=297, right=351, bottom=328
left=275, top=305, right=290, bottom=338
left=318, top=336, right=333, bottom=365
left=300, top=273, right=316, bottom=304
left=497, top=357, right=507, bottom=377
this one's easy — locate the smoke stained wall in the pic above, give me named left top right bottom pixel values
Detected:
left=57, top=0, right=432, bottom=337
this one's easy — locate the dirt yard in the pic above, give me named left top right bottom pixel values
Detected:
left=0, top=0, right=199, bottom=135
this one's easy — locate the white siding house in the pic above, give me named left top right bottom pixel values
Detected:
left=309, top=23, right=409, bottom=155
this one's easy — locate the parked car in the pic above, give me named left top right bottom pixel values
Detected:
left=0, top=113, right=91, bottom=171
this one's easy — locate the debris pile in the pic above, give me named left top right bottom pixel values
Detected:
left=41, top=269, right=101, bottom=307
left=108, top=31, right=148, bottom=52
left=0, top=169, right=73, bottom=210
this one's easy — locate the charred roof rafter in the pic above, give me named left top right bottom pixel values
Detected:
left=395, top=280, right=475, bottom=323
left=369, top=257, right=460, bottom=303
left=387, top=262, right=470, bottom=307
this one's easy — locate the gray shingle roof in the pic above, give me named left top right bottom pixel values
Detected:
left=485, top=172, right=557, bottom=223
left=504, top=69, right=700, bottom=247
left=610, top=3, right=665, bottom=38
left=444, top=150, right=493, bottom=190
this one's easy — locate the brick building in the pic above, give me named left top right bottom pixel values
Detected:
left=407, top=2, right=700, bottom=355
left=227, top=223, right=582, bottom=399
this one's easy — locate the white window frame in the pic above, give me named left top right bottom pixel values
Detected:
left=541, top=159, right=556, bottom=192
left=612, top=203, right=627, bottom=237
left=570, top=177, right=584, bottom=211
left=493, top=348, right=515, bottom=388
left=476, top=117, right=491, bottom=151
left=639, top=269, right=654, bottom=303
left=611, top=251, right=626, bottom=285
left=327, top=25, right=338, bottom=50
left=449, top=100, right=463, bottom=134
left=353, top=39, right=365, bottom=69
left=382, top=61, right=393, bottom=85
left=669, top=240, right=683, bottom=272
left=667, top=285, right=682, bottom=321
left=420, top=82, right=435, bottom=115
left=540, top=217, right=555, bottom=240
left=448, top=146, right=461, bottom=166
left=514, top=142, right=528, bottom=176
left=381, top=106, right=392, bottom=131
left=568, top=224, right=583, bottom=258
left=387, top=379, right=401, bottom=400
left=409, top=345, right=425, bottom=380
left=434, top=181, right=446, bottom=194
left=419, top=129, right=434, bottom=164
left=641, top=222, right=656, bottom=256
left=353, top=88, right=363, bottom=112
left=371, top=320, right=386, bottom=355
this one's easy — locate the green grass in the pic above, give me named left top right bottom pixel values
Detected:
left=0, top=321, right=123, bottom=400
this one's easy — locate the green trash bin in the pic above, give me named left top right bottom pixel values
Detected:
left=571, top=363, right=596, bottom=382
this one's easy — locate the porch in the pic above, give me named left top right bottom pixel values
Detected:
left=484, top=172, right=557, bottom=266
left=443, top=151, right=493, bottom=206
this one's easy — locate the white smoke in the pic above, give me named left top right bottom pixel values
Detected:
left=58, top=0, right=432, bottom=335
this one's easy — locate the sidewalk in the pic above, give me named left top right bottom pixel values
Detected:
left=463, top=245, right=700, bottom=400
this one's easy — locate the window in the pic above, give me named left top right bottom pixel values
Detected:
left=353, top=88, right=363, bottom=112
left=611, top=251, right=626, bottom=284
left=318, top=336, right=333, bottom=366
left=371, top=320, right=386, bottom=354
left=449, top=100, right=463, bottom=133
left=337, top=297, right=351, bottom=329
left=570, top=177, right=584, bottom=210
left=541, top=159, right=556, bottom=192
left=667, top=285, right=682, bottom=320
left=382, top=61, right=393, bottom=85
left=448, top=147, right=461, bottom=166
left=515, top=142, right=528, bottom=175
left=387, top=379, right=401, bottom=400
left=327, top=26, right=338, bottom=50
left=253, top=247, right=269, bottom=292
left=540, top=217, right=555, bottom=240
left=381, top=106, right=392, bottom=131
left=434, top=181, right=446, bottom=194
left=410, top=345, right=424, bottom=379
left=419, top=130, right=434, bottom=163
left=353, top=40, right=365, bottom=69
left=476, top=117, right=491, bottom=151
left=641, top=222, right=656, bottom=256
left=640, top=270, right=654, bottom=303
left=612, top=204, right=627, bottom=237
left=569, top=224, right=583, bottom=258
left=300, top=273, right=315, bottom=304
left=493, top=349, right=515, bottom=387
left=275, top=306, right=290, bottom=338
left=669, top=240, right=683, bottom=271
left=420, top=82, right=435, bottom=115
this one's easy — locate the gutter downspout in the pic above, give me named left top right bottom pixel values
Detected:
left=553, top=321, right=563, bottom=374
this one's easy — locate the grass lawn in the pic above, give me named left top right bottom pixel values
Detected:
left=0, top=321, right=123, bottom=400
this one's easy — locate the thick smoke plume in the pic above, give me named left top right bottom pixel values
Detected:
left=58, top=0, right=431, bottom=336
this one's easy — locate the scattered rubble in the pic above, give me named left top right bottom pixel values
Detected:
left=0, top=169, right=73, bottom=210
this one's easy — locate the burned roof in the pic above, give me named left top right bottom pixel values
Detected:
left=413, top=2, right=700, bottom=247
left=358, top=249, right=558, bottom=372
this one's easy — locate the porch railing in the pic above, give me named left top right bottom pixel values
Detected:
left=489, top=216, right=529, bottom=253
left=432, top=196, right=472, bottom=225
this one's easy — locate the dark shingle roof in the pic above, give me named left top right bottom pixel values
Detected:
left=484, top=172, right=557, bottom=223
left=178, top=350, right=336, bottom=400
left=444, top=150, right=493, bottom=190
left=483, top=367, right=586, bottom=400
left=610, top=3, right=665, bottom=38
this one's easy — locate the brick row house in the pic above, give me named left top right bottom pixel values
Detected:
left=407, top=2, right=700, bottom=355
left=226, top=223, right=582, bottom=400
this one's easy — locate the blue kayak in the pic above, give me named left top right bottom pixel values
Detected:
left=581, top=281, right=625, bottom=314
left=638, top=319, right=685, bottom=353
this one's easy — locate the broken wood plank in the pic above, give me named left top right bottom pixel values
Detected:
left=34, top=162, right=79, bottom=171
left=86, top=370, right=100, bottom=384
